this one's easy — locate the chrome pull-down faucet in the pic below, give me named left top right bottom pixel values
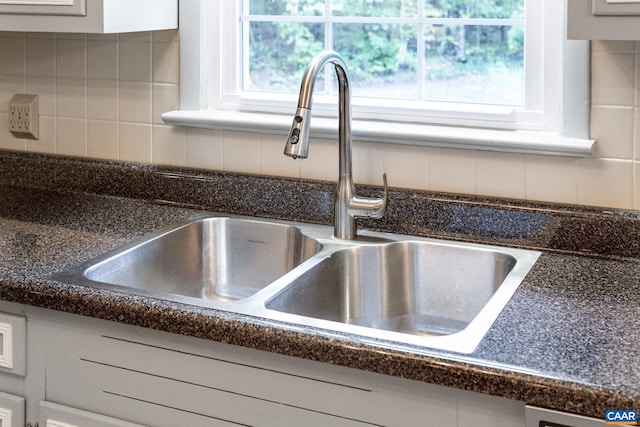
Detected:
left=284, top=50, right=388, bottom=240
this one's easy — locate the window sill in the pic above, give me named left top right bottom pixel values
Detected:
left=161, top=109, right=595, bottom=157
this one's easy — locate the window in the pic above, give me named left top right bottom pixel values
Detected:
left=165, top=0, right=593, bottom=156
left=241, top=1, right=524, bottom=116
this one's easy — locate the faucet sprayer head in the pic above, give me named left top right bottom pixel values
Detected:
left=284, top=107, right=312, bottom=159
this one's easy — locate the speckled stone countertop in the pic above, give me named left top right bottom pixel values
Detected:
left=1, top=150, right=639, bottom=418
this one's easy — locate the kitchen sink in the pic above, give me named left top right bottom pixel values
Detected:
left=265, top=241, right=517, bottom=336
left=84, top=217, right=323, bottom=301
left=54, top=213, right=540, bottom=354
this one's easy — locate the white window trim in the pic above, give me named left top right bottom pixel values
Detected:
left=162, top=0, right=595, bottom=157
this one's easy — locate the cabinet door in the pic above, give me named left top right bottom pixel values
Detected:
left=0, top=0, right=85, bottom=16
left=526, top=406, right=605, bottom=427
left=0, top=312, right=26, bottom=377
left=0, top=392, right=25, bottom=427
left=39, top=401, right=146, bottom=427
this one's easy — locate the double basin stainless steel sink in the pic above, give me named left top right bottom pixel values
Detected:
left=55, top=213, right=540, bottom=354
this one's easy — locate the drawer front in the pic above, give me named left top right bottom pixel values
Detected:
left=0, top=312, right=26, bottom=377
left=0, top=391, right=25, bottom=427
left=526, top=406, right=606, bottom=427
left=40, top=401, right=146, bottom=427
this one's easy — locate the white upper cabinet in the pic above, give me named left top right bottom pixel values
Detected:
left=568, top=0, right=640, bottom=40
left=0, top=0, right=177, bottom=33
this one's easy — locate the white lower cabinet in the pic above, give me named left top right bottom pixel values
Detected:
left=0, top=301, right=608, bottom=427
left=0, top=310, right=27, bottom=427
left=36, top=309, right=525, bottom=427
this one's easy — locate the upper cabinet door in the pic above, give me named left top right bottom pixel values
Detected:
left=0, top=0, right=86, bottom=16
left=568, top=0, right=640, bottom=39
left=0, top=0, right=177, bottom=33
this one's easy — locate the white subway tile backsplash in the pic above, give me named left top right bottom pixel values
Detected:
left=152, top=124, right=187, bottom=166
left=0, top=34, right=638, bottom=210
left=476, top=151, right=526, bottom=200
left=0, top=37, right=25, bottom=75
left=119, top=42, right=151, bottom=82
left=259, top=132, right=300, bottom=177
left=382, top=143, right=428, bottom=190
left=524, top=155, right=580, bottom=205
left=119, top=81, right=152, bottom=123
left=152, top=42, right=179, bottom=84
left=427, top=147, right=477, bottom=195
left=87, top=40, right=118, bottom=80
left=87, top=119, right=118, bottom=160
left=25, top=38, right=55, bottom=77
left=576, top=158, right=634, bottom=208
left=590, top=106, right=634, bottom=159
left=119, top=32, right=152, bottom=43
left=186, top=127, right=223, bottom=170
left=152, top=83, right=179, bottom=124
left=0, top=112, right=25, bottom=151
left=152, top=30, right=179, bottom=43
left=0, top=75, right=26, bottom=113
left=56, top=77, right=86, bottom=118
left=119, top=123, right=152, bottom=163
left=298, top=137, right=339, bottom=181
left=592, top=50, right=635, bottom=106
left=26, top=76, right=56, bottom=116
left=222, top=130, right=261, bottom=173
left=55, top=39, right=86, bottom=79
left=87, top=79, right=118, bottom=121
left=352, top=140, right=384, bottom=185
left=56, top=117, right=86, bottom=156
left=26, top=116, right=55, bottom=154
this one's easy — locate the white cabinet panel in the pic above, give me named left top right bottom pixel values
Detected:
left=0, top=0, right=177, bottom=33
left=593, top=0, right=640, bottom=15
left=0, top=0, right=85, bottom=16
left=568, top=0, right=640, bottom=39
left=39, top=401, right=146, bottom=427
left=526, top=406, right=605, bottom=427
left=0, top=312, right=26, bottom=377
left=0, top=392, right=24, bottom=427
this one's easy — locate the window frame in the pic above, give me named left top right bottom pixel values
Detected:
left=163, top=0, right=594, bottom=157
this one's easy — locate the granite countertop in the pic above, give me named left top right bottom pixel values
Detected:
left=0, top=150, right=639, bottom=418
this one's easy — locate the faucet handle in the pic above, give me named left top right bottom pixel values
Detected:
left=349, top=173, right=388, bottom=219
left=378, top=172, right=389, bottom=218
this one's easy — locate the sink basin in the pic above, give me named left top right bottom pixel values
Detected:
left=84, top=217, right=322, bottom=301
left=266, top=241, right=518, bottom=336
left=54, top=213, right=539, bottom=354
left=263, top=237, right=539, bottom=353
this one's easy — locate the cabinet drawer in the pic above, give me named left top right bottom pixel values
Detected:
left=0, top=312, right=26, bottom=377
left=40, top=401, right=145, bottom=427
left=0, top=391, right=25, bottom=427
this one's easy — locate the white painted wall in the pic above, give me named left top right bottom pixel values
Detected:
left=0, top=32, right=637, bottom=210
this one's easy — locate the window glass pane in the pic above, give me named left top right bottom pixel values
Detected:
left=245, top=21, right=324, bottom=92
left=241, top=0, right=525, bottom=106
left=332, top=0, right=417, bottom=17
left=424, top=0, right=524, bottom=19
left=248, top=0, right=324, bottom=16
left=423, top=24, right=524, bottom=105
left=333, top=23, right=418, bottom=99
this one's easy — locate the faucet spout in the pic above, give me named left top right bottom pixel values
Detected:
left=284, top=50, right=388, bottom=240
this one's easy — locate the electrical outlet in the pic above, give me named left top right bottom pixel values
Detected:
left=9, top=94, right=39, bottom=140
